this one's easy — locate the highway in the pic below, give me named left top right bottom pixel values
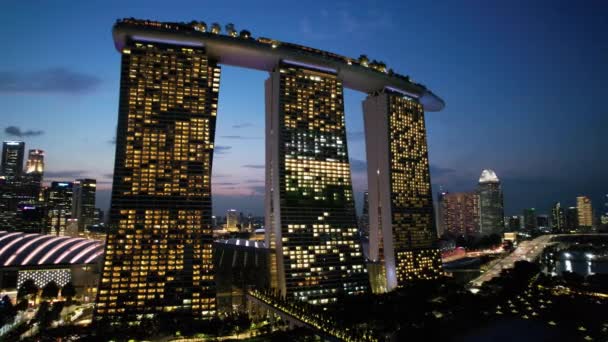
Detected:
left=469, top=234, right=555, bottom=287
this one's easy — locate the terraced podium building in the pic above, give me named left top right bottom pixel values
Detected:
left=96, top=18, right=445, bottom=323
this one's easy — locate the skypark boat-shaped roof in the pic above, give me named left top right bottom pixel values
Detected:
left=112, top=19, right=445, bottom=112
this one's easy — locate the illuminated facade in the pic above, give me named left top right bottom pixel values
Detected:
left=440, top=192, right=480, bottom=237
left=477, top=169, right=504, bottom=236
left=551, top=202, right=566, bottom=233
left=25, top=149, right=44, bottom=175
left=576, top=196, right=593, bottom=229
left=95, top=40, right=220, bottom=323
left=265, top=62, right=368, bottom=304
left=72, top=179, right=97, bottom=232
left=1, top=141, right=25, bottom=181
left=44, top=181, right=74, bottom=236
left=363, top=89, right=442, bottom=292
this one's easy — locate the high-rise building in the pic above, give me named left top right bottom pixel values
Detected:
left=551, top=202, right=566, bottom=233
left=359, top=191, right=370, bottom=237
left=440, top=192, right=480, bottom=237
left=25, top=149, right=44, bottom=175
left=565, top=207, right=578, bottom=232
left=477, top=169, right=504, bottom=236
left=536, top=215, right=549, bottom=229
left=363, top=89, right=442, bottom=292
left=226, top=209, right=239, bottom=232
left=523, top=208, right=537, bottom=230
left=72, top=179, right=97, bottom=232
left=601, top=195, right=608, bottom=227
left=507, top=216, right=521, bottom=232
left=44, top=181, right=74, bottom=236
left=1, top=141, right=25, bottom=181
left=576, top=196, right=593, bottom=229
left=265, top=61, right=368, bottom=304
left=95, top=39, right=220, bottom=323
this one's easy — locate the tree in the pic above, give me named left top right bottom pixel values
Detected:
left=17, top=279, right=38, bottom=301
left=41, top=281, right=60, bottom=300
left=61, top=282, right=77, bottom=304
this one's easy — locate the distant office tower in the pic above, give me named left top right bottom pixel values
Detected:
left=565, top=207, right=578, bottom=232
left=440, top=192, right=480, bottom=237
left=359, top=191, right=370, bottom=237
left=576, top=196, right=593, bottom=229
left=507, top=216, right=521, bottom=232
left=536, top=215, right=549, bottom=228
left=23, top=149, right=45, bottom=196
left=363, top=89, right=442, bottom=292
left=226, top=209, right=239, bottom=232
left=44, top=181, right=74, bottom=236
left=95, top=40, right=220, bottom=323
left=601, top=195, right=608, bottom=226
left=435, top=190, right=446, bottom=237
left=551, top=202, right=566, bottom=233
left=1, top=141, right=25, bottom=181
left=477, top=169, right=504, bottom=236
left=523, top=208, right=537, bottom=230
left=72, top=179, right=96, bottom=232
left=265, top=61, right=368, bottom=304
left=25, top=149, right=44, bottom=175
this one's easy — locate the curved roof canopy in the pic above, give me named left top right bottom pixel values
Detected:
left=113, top=19, right=445, bottom=112
left=0, top=231, right=104, bottom=267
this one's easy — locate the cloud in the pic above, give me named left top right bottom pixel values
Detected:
left=108, top=137, right=116, bottom=145
left=245, top=179, right=264, bottom=184
left=349, top=158, right=367, bottom=173
left=104, top=173, right=114, bottom=179
left=232, top=122, right=253, bottom=129
left=243, top=164, right=265, bottom=169
left=44, top=170, right=90, bottom=179
left=429, top=165, right=456, bottom=178
left=214, top=145, right=232, bottom=154
left=4, top=126, right=44, bottom=137
left=0, top=68, right=101, bottom=94
left=299, top=8, right=394, bottom=41
left=220, top=135, right=262, bottom=140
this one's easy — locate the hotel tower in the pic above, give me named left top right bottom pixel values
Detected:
left=95, top=40, right=220, bottom=323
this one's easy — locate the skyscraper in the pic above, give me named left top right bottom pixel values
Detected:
left=551, top=202, right=566, bottom=233
left=576, top=196, right=593, bottom=229
left=25, top=149, right=44, bottom=175
left=226, top=209, right=239, bottom=232
left=95, top=38, right=220, bottom=323
left=507, top=216, right=521, bottom=232
left=359, top=191, right=370, bottom=237
left=440, top=192, right=480, bottom=237
left=363, top=89, right=442, bottom=292
left=44, top=181, right=74, bottom=236
left=265, top=61, right=368, bottom=304
left=523, top=208, right=537, bottom=230
left=1, top=141, right=25, bottom=181
left=565, top=207, right=578, bottom=232
left=477, top=169, right=504, bottom=236
left=72, top=179, right=96, bottom=232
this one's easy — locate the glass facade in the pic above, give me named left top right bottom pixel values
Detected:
left=95, top=41, right=220, bottom=323
left=266, top=62, right=368, bottom=305
left=364, top=90, right=442, bottom=291
left=477, top=170, right=504, bottom=236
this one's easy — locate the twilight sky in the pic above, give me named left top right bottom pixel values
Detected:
left=1, top=0, right=606, bottom=217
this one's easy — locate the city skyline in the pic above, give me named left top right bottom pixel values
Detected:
left=1, top=1, right=606, bottom=217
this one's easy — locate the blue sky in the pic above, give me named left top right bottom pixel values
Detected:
left=1, top=0, right=606, bottom=217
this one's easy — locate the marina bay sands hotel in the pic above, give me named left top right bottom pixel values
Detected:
left=95, top=18, right=445, bottom=323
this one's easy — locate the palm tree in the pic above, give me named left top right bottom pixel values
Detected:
left=61, top=282, right=77, bottom=305
left=41, top=281, right=60, bottom=300
left=17, top=279, right=39, bottom=303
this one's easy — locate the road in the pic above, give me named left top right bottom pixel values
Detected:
left=469, top=234, right=555, bottom=287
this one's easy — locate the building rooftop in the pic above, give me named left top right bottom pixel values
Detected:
left=112, top=18, right=445, bottom=112
left=479, top=169, right=500, bottom=184
left=0, top=231, right=103, bottom=267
